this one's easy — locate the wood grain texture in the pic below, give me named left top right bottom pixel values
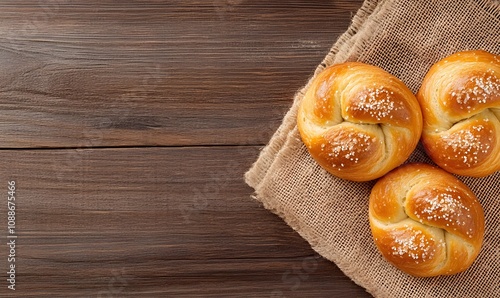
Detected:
left=0, top=0, right=362, bottom=148
left=0, top=147, right=370, bottom=297
left=0, top=0, right=372, bottom=297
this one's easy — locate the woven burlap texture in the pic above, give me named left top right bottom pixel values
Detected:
left=244, top=0, right=500, bottom=297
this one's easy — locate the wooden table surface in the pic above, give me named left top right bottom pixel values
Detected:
left=0, top=1, right=373, bottom=297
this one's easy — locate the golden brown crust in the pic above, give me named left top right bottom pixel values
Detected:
left=369, top=163, right=485, bottom=277
left=297, top=62, right=422, bottom=181
left=417, top=50, right=500, bottom=177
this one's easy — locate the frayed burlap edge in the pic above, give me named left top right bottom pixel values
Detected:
left=244, top=0, right=499, bottom=297
left=245, top=0, right=391, bottom=295
left=244, top=0, right=382, bottom=191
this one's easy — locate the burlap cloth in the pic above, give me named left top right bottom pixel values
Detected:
left=244, top=0, right=500, bottom=297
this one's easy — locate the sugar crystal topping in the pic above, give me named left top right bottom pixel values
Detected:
left=321, top=129, right=376, bottom=169
left=440, top=123, right=492, bottom=166
left=414, top=187, right=473, bottom=237
left=451, top=70, right=500, bottom=110
left=349, top=86, right=406, bottom=121
left=390, top=225, right=438, bottom=261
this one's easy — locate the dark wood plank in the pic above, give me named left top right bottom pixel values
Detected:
left=0, top=0, right=363, bottom=148
left=0, top=1, right=372, bottom=297
left=0, top=146, right=370, bottom=297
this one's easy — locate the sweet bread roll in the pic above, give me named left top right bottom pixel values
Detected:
left=369, top=163, right=485, bottom=277
left=297, top=62, right=422, bottom=181
left=417, top=50, right=500, bottom=177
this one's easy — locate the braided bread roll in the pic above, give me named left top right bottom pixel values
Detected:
left=417, top=50, right=500, bottom=177
left=369, top=163, right=485, bottom=277
left=297, top=62, right=422, bottom=181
